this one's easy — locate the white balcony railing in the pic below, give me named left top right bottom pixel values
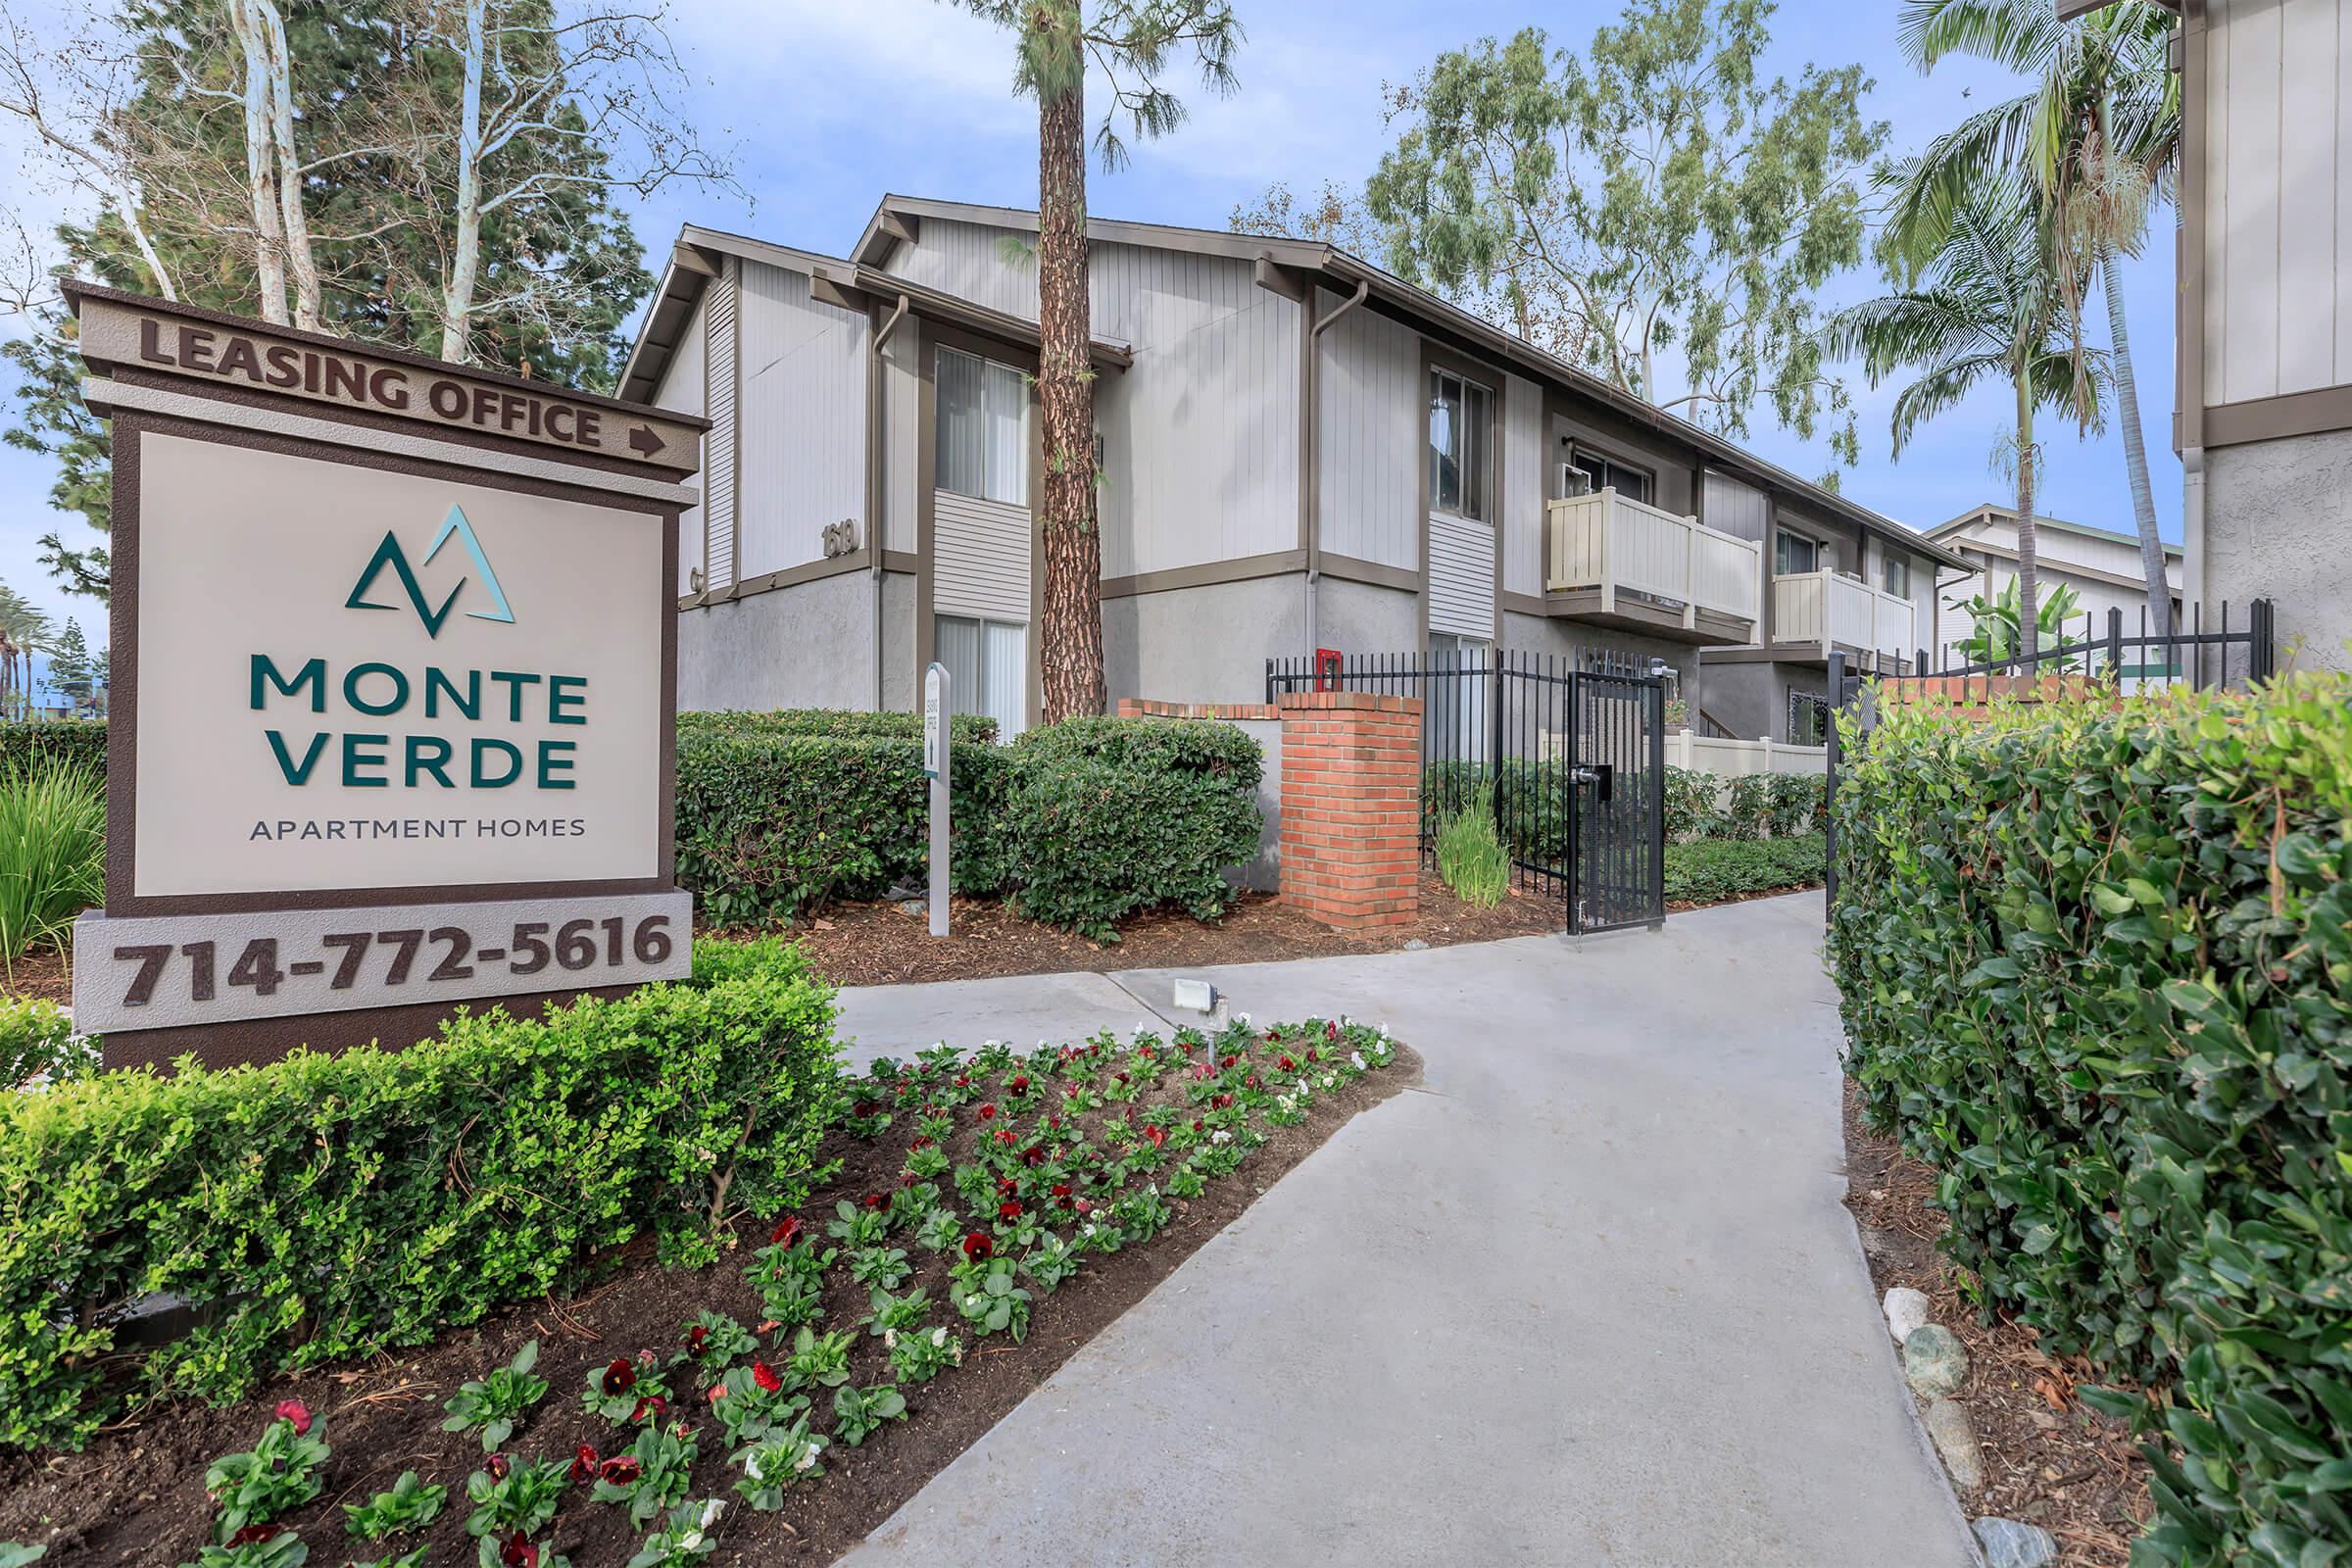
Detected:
left=1771, top=569, right=1916, bottom=663
left=1544, top=490, right=1763, bottom=633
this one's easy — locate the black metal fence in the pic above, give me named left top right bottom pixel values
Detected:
left=1821, top=598, right=2278, bottom=913
left=1266, top=650, right=1666, bottom=934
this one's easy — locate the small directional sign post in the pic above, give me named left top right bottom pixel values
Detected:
left=923, top=662, right=949, bottom=939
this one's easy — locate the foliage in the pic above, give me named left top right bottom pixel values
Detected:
left=462, top=1455, right=568, bottom=1541
left=1227, top=178, right=1382, bottom=253
left=207, top=1409, right=330, bottom=1542
left=625, top=1498, right=725, bottom=1568
left=1435, top=803, right=1508, bottom=907
left=343, top=1472, right=447, bottom=1543
left=0, top=997, right=95, bottom=1091
left=669, top=1312, right=757, bottom=1384
left=1000, top=717, right=1262, bottom=941
left=707, top=1359, right=808, bottom=1447
left=1662, top=834, right=1824, bottom=904
left=1363, top=0, right=1884, bottom=471
left=0, top=757, right=104, bottom=965
left=1953, top=577, right=2084, bottom=665
left=1827, top=674, right=2352, bottom=1565
left=829, top=1384, right=907, bottom=1448
left=591, top=1425, right=695, bottom=1528
left=45, top=619, right=92, bottom=712
left=0, top=939, right=840, bottom=1451
left=729, top=1418, right=828, bottom=1510
left=0, top=720, right=106, bottom=776
left=675, top=710, right=998, bottom=744
left=440, top=1340, right=548, bottom=1451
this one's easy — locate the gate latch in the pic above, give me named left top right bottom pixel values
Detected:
left=1572, top=762, right=1615, bottom=804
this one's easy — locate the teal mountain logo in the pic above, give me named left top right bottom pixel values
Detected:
left=346, top=504, right=515, bottom=638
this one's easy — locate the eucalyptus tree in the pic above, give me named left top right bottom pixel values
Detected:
left=948, top=0, right=1242, bottom=722
left=1826, top=170, right=2100, bottom=661
left=1882, top=0, right=2178, bottom=633
left=1362, top=0, right=1886, bottom=472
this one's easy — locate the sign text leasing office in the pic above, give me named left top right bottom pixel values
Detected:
left=69, top=285, right=707, bottom=1067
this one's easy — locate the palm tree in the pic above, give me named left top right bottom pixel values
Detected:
left=1885, top=0, right=2178, bottom=635
left=950, top=0, right=1242, bottom=722
left=1827, top=171, right=2101, bottom=662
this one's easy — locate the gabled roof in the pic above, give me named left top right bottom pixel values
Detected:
left=617, top=222, right=1132, bottom=406
left=850, top=194, right=1976, bottom=573
left=1928, top=503, right=2183, bottom=558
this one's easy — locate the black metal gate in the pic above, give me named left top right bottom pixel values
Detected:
left=1267, top=650, right=1665, bottom=934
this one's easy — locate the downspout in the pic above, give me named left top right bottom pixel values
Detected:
left=1302, top=276, right=1370, bottom=657
left=869, top=292, right=910, bottom=710
left=2181, top=444, right=2206, bottom=656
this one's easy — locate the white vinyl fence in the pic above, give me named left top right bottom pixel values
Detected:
left=1665, top=729, right=1827, bottom=778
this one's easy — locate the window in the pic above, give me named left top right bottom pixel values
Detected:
left=1775, top=528, right=1821, bottom=577
left=1882, top=554, right=1912, bottom=599
left=1561, top=445, right=1652, bottom=506
left=1426, top=632, right=1490, bottom=760
left=1788, top=689, right=1831, bottom=747
left=934, top=614, right=1028, bottom=738
left=937, top=346, right=1028, bottom=505
left=1429, top=368, right=1492, bottom=520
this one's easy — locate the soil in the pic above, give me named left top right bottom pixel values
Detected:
left=766, top=868, right=1562, bottom=988
left=1841, top=1082, right=2152, bottom=1565
left=0, top=1036, right=1421, bottom=1568
left=4, top=947, right=71, bottom=1004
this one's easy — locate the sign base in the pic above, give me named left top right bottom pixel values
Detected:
left=100, top=982, right=639, bottom=1074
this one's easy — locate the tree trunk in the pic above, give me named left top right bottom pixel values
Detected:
left=254, top=0, right=321, bottom=330
left=1034, top=74, right=1103, bottom=723
left=226, top=0, right=289, bottom=323
left=438, top=0, right=489, bottom=364
left=2013, top=360, right=2040, bottom=664
left=2100, top=239, right=2170, bottom=641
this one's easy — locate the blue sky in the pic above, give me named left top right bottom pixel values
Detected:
left=0, top=0, right=2181, bottom=629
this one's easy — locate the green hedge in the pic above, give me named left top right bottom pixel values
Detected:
left=1665, top=765, right=1822, bottom=842
left=675, top=709, right=999, bottom=744
left=1663, top=834, right=1824, bottom=904
left=674, top=728, right=1012, bottom=924
left=0, top=937, right=841, bottom=1452
left=1827, top=674, right=2352, bottom=1565
left=1004, top=717, right=1262, bottom=940
left=0, top=719, right=106, bottom=777
left=0, top=997, right=93, bottom=1090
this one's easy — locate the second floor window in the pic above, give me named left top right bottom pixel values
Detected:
left=1775, top=528, right=1821, bottom=577
left=938, top=345, right=1028, bottom=506
left=1883, top=555, right=1912, bottom=598
left=1429, top=368, right=1492, bottom=521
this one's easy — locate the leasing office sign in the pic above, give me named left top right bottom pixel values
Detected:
left=68, top=285, right=706, bottom=1066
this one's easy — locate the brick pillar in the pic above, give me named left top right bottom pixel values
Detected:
left=1277, top=691, right=1421, bottom=931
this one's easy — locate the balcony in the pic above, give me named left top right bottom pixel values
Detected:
left=1543, top=490, right=1763, bottom=644
left=1770, top=569, right=1916, bottom=669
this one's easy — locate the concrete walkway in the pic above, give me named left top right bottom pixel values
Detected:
left=836, top=895, right=1977, bottom=1568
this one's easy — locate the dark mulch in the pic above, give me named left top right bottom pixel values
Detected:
left=1842, top=1081, right=2152, bottom=1565
left=765, top=869, right=1560, bottom=988
left=0, top=1038, right=1420, bottom=1568
left=5, top=947, right=71, bottom=1004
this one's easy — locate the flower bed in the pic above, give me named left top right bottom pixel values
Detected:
left=0, top=1014, right=1413, bottom=1567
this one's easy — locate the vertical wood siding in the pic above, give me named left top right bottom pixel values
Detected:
left=1317, top=291, right=1423, bottom=571
left=1501, top=372, right=1544, bottom=595
left=881, top=318, right=922, bottom=555
left=887, top=218, right=1039, bottom=318
left=652, top=290, right=708, bottom=587
left=737, top=261, right=867, bottom=577
left=1701, top=470, right=1770, bottom=542
left=703, top=267, right=740, bottom=593
left=1429, top=513, right=1496, bottom=637
left=933, top=491, right=1033, bottom=621
left=2204, top=0, right=2352, bottom=404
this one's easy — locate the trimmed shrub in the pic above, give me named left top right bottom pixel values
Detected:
left=1662, top=834, right=1824, bottom=904
left=0, top=997, right=93, bottom=1090
left=676, top=709, right=998, bottom=745
left=0, top=937, right=841, bottom=1452
left=0, top=758, right=105, bottom=963
left=1664, top=764, right=1722, bottom=841
left=0, top=720, right=106, bottom=778
left=1001, top=717, right=1261, bottom=941
left=673, top=727, right=1010, bottom=925
left=1827, top=674, right=2352, bottom=1565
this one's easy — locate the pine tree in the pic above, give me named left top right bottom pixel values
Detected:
left=47, top=618, right=91, bottom=713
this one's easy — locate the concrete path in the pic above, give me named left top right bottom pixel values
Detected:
left=836, top=895, right=1977, bottom=1568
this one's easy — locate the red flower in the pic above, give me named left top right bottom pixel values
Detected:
left=855, top=1101, right=877, bottom=1118
left=598, top=1454, right=641, bottom=1486
left=1324, top=1020, right=1340, bottom=1042
left=993, top=1128, right=1015, bottom=1146
left=686, top=1324, right=710, bottom=1357
left=1246, top=1073, right=1262, bottom=1089
left=1212, top=1093, right=1233, bottom=1109
left=483, top=1452, right=512, bottom=1482
left=956, top=1073, right=970, bottom=1087
left=225, top=1526, right=281, bottom=1548
left=273, top=1397, right=312, bottom=1436
left=977, top=1102, right=997, bottom=1121
left=902, top=1171, right=919, bottom=1189
left=999, top=1200, right=1023, bottom=1222
left=1020, top=1146, right=1045, bottom=1166
left=997, top=1176, right=1018, bottom=1196
left=1144, top=1125, right=1166, bottom=1149
left=600, top=1357, right=636, bottom=1396
left=1073, top=1197, right=1094, bottom=1215
left=630, top=1395, right=667, bottom=1424
left=863, top=1192, right=889, bottom=1210
left=1306, top=1048, right=1321, bottom=1063
left=708, top=1383, right=728, bottom=1404
left=961, top=1232, right=994, bottom=1261
left=1008, top=1074, right=1029, bottom=1094
left=752, top=1359, right=783, bottom=1395
left=500, top=1532, right=539, bottom=1568
left=568, top=1444, right=600, bottom=1481
left=1277, top=1055, right=1296, bottom=1072
left=1221, top=1054, right=1239, bottom=1068
left=1050, top=1115, right=1063, bottom=1130
left=770, top=1215, right=803, bottom=1247
left=910, top=1136, right=935, bottom=1152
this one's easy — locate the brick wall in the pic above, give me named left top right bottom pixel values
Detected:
left=1276, top=691, right=1421, bottom=930
left=1114, top=698, right=1280, bottom=721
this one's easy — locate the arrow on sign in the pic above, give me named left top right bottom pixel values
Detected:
left=627, top=423, right=662, bottom=458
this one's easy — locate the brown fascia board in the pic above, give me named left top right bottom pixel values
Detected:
left=855, top=193, right=1331, bottom=272
left=848, top=266, right=1133, bottom=368
left=1926, top=501, right=2183, bottom=559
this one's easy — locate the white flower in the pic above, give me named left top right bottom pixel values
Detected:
left=1236, top=1010, right=1252, bottom=1025
left=1350, top=1052, right=1366, bottom=1070
left=681, top=1531, right=706, bottom=1552
left=745, top=1451, right=765, bottom=1482
left=701, top=1500, right=724, bottom=1528
left=1210, top=1130, right=1232, bottom=1146
left=1322, top=1073, right=1338, bottom=1088
left=931, top=1325, right=949, bottom=1347
left=883, top=1328, right=898, bottom=1348
left=794, top=1446, right=817, bottom=1472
